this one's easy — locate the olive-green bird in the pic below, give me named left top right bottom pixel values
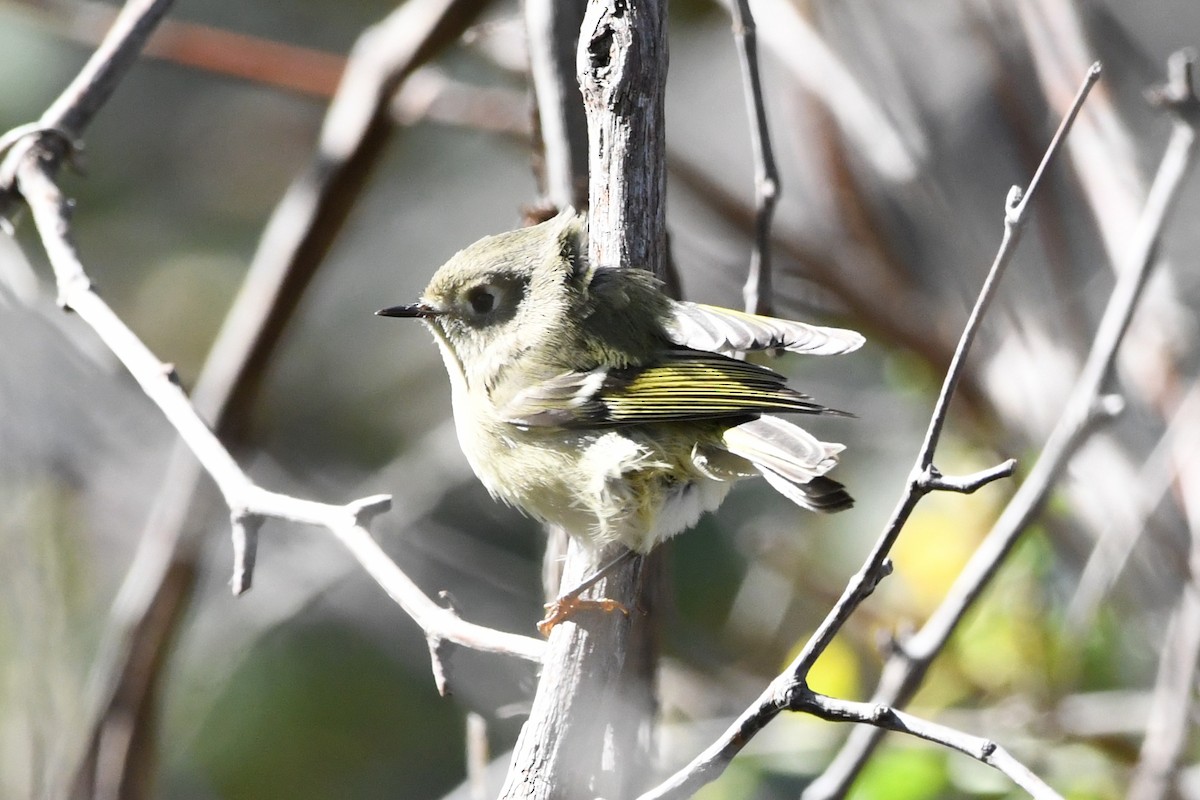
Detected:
left=378, top=212, right=862, bottom=554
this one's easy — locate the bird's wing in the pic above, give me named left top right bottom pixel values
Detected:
left=720, top=415, right=853, bottom=512
left=667, top=301, right=864, bottom=356
left=499, top=349, right=840, bottom=428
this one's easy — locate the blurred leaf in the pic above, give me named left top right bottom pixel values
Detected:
left=803, top=636, right=861, bottom=701
left=849, top=745, right=949, bottom=800
left=181, top=620, right=464, bottom=800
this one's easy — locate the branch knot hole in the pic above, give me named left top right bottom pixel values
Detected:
left=588, top=24, right=617, bottom=74
left=585, top=0, right=630, bottom=78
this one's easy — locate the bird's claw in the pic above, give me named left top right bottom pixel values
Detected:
left=537, top=595, right=630, bottom=636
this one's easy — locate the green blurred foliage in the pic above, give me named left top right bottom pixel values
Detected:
left=178, top=620, right=464, bottom=799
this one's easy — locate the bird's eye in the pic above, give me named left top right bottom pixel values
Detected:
left=466, top=285, right=498, bottom=315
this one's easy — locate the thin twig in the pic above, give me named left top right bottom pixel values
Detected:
left=715, top=0, right=919, bottom=183
left=12, top=0, right=174, bottom=140
left=920, top=459, right=1018, bottom=494
left=805, top=54, right=1198, bottom=799
left=465, top=711, right=490, bottom=800
left=638, top=62, right=1102, bottom=800
left=794, top=690, right=1064, bottom=800
left=0, top=0, right=174, bottom=230
left=727, top=0, right=779, bottom=315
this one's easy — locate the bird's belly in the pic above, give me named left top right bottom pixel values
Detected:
left=456, top=411, right=732, bottom=552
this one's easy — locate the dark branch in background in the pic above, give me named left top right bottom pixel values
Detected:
left=727, top=0, right=779, bottom=315
left=189, top=0, right=491, bottom=438
left=731, top=0, right=919, bottom=182
left=805, top=54, right=1198, bottom=799
left=639, top=63, right=1102, bottom=800
left=499, top=1, right=668, bottom=798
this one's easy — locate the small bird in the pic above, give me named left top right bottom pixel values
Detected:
left=378, top=212, right=862, bottom=561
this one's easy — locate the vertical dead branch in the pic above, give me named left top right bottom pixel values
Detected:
left=499, top=1, right=668, bottom=797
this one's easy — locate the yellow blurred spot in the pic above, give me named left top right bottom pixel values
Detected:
left=890, top=454, right=1001, bottom=615
left=891, top=504, right=979, bottom=613
left=801, top=636, right=860, bottom=700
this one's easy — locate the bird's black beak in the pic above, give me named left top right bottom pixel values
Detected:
left=376, top=303, right=440, bottom=319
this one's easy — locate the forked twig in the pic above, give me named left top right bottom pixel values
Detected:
left=794, top=690, right=1064, bottom=800
left=14, top=157, right=545, bottom=666
left=806, top=53, right=1198, bottom=799
left=0, top=0, right=174, bottom=198
left=638, top=62, right=1103, bottom=800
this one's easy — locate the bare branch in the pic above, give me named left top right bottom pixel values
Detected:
left=726, top=0, right=780, bottom=315
left=17, top=0, right=173, bottom=139
left=0, top=0, right=172, bottom=234
left=14, top=153, right=545, bottom=664
left=920, top=459, right=1018, bottom=494
left=465, top=711, right=490, bottom=800
left=721, top=0, right=919, bottom=183
left=228, top=510, right=262, bottom=595
left=806, top=53, right=1199, bottom=799
left=914, top=63, right=1101, bottom=472
left=638, top=62, right=1101, bottom=800
left=793, top=691, right=1064, bottom=800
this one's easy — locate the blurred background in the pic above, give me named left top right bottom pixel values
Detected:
left=2, top=0, right=1199, bottom=798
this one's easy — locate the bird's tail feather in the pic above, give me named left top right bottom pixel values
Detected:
left=722, top=415, right=853, bottom=512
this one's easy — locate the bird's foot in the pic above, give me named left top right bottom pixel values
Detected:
left=537, top=594, right=630, bottom=636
